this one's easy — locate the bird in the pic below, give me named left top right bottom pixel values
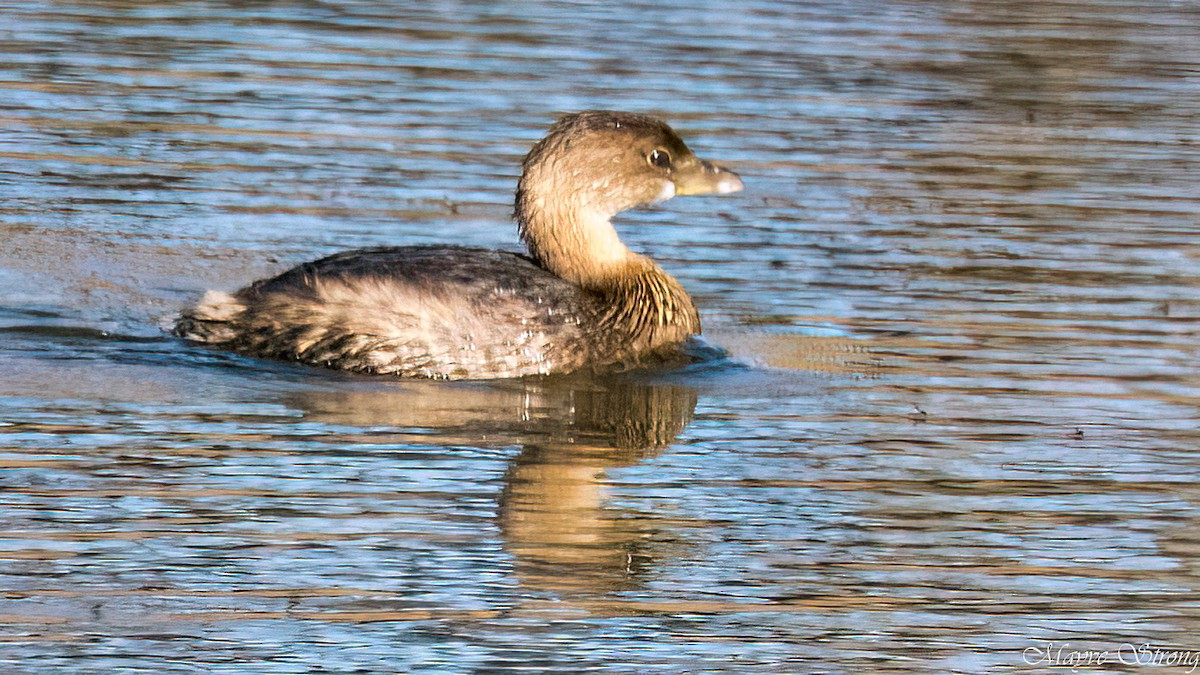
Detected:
left=174, top=110, right=743, bottom=379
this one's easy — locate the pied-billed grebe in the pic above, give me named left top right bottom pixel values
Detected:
left=175, top=110, right=743, bottom=379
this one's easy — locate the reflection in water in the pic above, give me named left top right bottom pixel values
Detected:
left=499, top=383, right=697, bottom=595
left=291, top=376, right=698, bottom=596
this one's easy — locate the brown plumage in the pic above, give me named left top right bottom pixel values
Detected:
left=174, top=110, right=743, bottom=379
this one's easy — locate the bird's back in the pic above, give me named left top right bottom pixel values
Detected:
left=175, top=247, right=602, bottom=379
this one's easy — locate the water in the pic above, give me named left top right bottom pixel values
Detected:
left=2, top=1, right=1199, bottom=672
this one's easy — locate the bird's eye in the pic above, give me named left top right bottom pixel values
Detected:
left=647, top=149, right=672, bottom=169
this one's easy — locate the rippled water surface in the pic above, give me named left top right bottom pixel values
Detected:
left=3, top=1, right=1200, bottom=672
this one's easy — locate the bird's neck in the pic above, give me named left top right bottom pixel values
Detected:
left=516, top=188, right=632, bottom=288
left=515, top=174, right=701, bottom=349
left=515, top=190, right=699, bottom=342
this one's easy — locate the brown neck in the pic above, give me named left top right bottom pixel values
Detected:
left=515, top=182, right=700, bottom=345
left=516, top=184, right=632, bottom=288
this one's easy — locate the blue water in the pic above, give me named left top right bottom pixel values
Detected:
left=2, top=1, right=1200, bottom=672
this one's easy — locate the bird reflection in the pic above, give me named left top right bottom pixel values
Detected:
left=283, top=375, right=698, bottom=595
left=499, top=381, right=697, bottom=594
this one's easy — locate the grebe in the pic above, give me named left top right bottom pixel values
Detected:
left=175, top=111, right=743, bottom=379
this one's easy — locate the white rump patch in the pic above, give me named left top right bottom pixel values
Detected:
left=191, top=290, right=246, bottom=321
